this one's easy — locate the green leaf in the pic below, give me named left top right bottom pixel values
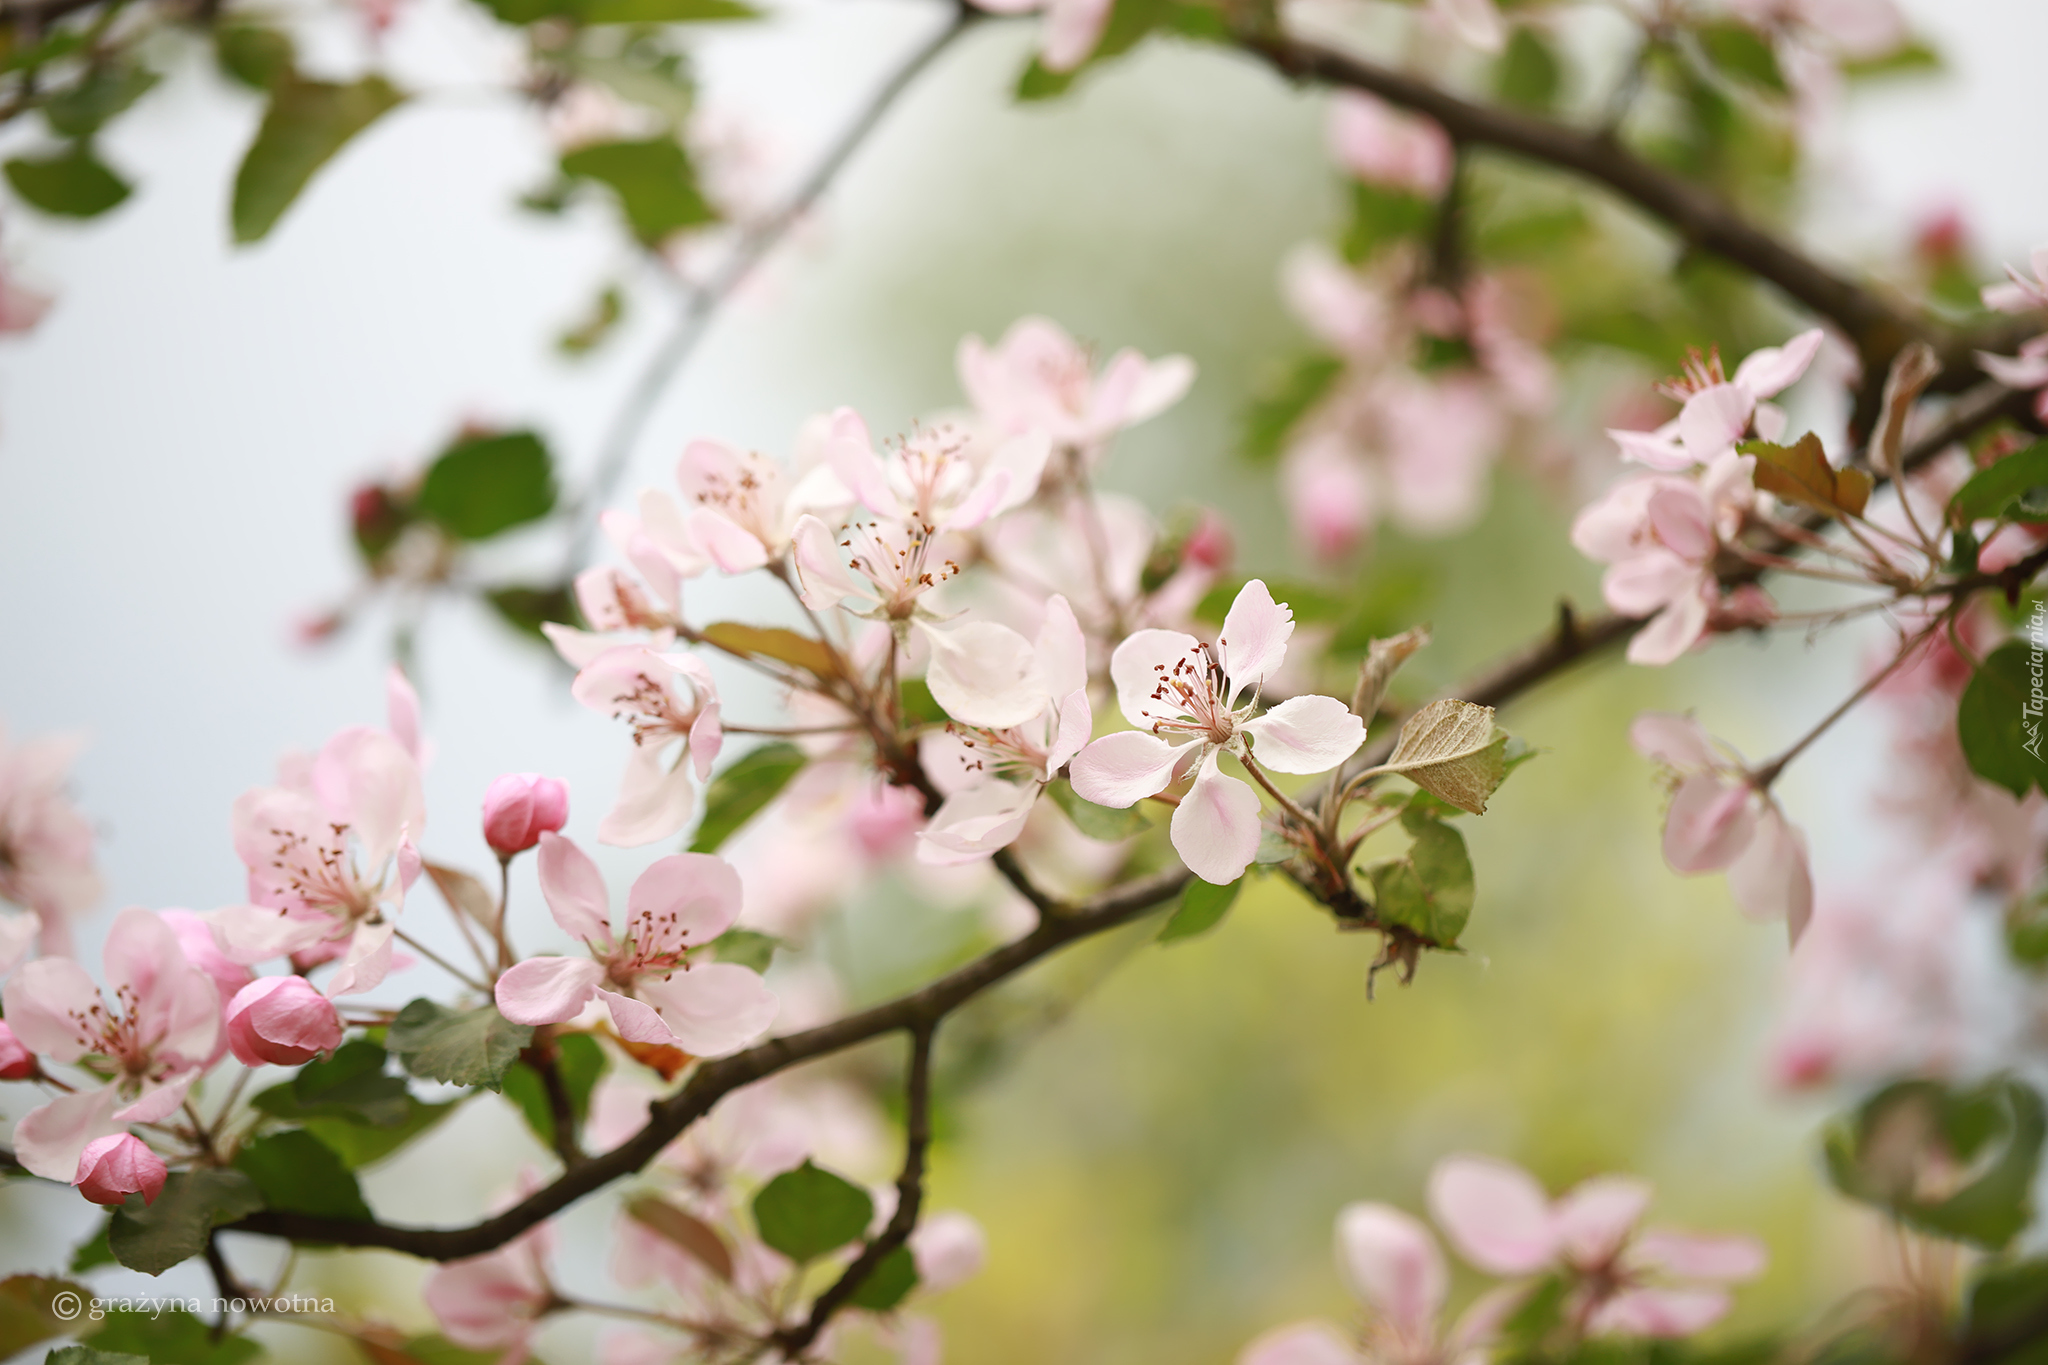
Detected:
left=1, top=30, right=85, bottom=76
left=1949, top=441, right=2048, bottom=525
left=1495, top=26, right=1562, bottom=109
left=0, top=1275, right=90, bottom=1359
left=487, top=583, right=579, bottom=642
left=1342, top=183, right=1434, bottom=261
left=1824, top=1078, right=2046, bottom=1250
left=86, top=1307, right=262, bottom=1365
left=1472, top=203, right=1588, bottom=261
left=367, top=1335, right=527, bottom=1365
left=1696, top=22, right=1788, bottom=93
left=1046, top=778, right=1153, bottom=841
left=299, top=1099, right=458, bottom=1169
left=558, top=284, right=625, bottom=356
left=1739, top=433, right=1873, bottom=517
left=1241, top=355, right=1343, bottom=463
left=1842, top=38, right=1942, bottom=81
left=559, top=138, right=714, bottom=246
left=2012, top=891, right=2048, bottom=967
left=898, top=678, right=946, bottom=727
left=1012, top=0, right=1168, bottom=100
left=1158, top=876, right=1242, bottom=943
left=5, top=145, right=130, bottom=218
left=389, top=999, right=533, bottom=1091
left=709, top=928, right=780, bottom=972
left=502, top=1032, right=608, bottom=1147
left=231, top=76, right=403, bottom=243
left=416, top=431, right=557, bottom=540
left=690, top=743, right=806, bottom=852
left=582, top=0, right=759, bottom=20
left=214, top=25, right=296, bottom=90
left=235, top=1129, right=374, bottom=1222
left=846, top=1244, right=919, bottom=1311
left=107, top=1169, right=264, bottom=1275
left=48, top=1348, right=149, bottom=1365
left=68, top=1220, right=114, bottom=1272
left=752, top=1160, right=874, bottom=1262
left=1958, top=642, right=2048, bottom=799
left=44, top=64, right=160, bottom=139
left=1966, top=1258, right=2048, bottom=1362
left=1362, top=810, right=1474, bottom=947
left=252, top=1038, right=413, bottom=1126
left=1015, top=59, right=1077, bottom=102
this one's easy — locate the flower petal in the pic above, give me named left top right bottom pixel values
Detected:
left=824, top=407, right=900, bottom=518
left=1038, top=595, right=1089, bottom=700
left=1726, top=807, right=1813, bottom=934
left=496, top=956, right=607, bottom=1026
left=626, top=852, right=745, bottom=947
left=1624, top=589, right=1711, bottom=667
left=1237, top=1322, right=1361, bottom=1365
left=13, top=1085, right=122, bottom=1181
left=1553, top=1174, right=1651, bottom=1267
left=1677, top=384, right=1754, bottom=462
left=1662, top=773, right=1757, bottom=873
left=1110, top=628, right=1206, bottom=730
left=686, top=507, right=771, bottom=574
left=633, top=963, right=779, bottom=1057
left=1631, top=1230, right=1767, bottom=1281
left=1046, top=689, right=1095, bottom=776
left=1170, top=752, right=1263, bottom=885
left=2, top=955, right=104, bottom=1061
left=1241, top=695, right=1366, bottom=775
left=1335, top=1202, right=1446, bottom=1338
left=1220, top=579, right=1295, bottom=694
left=1070, top=731, right=1184, bottom=808
left=1628, top=713, right=1717, bottom=771
left=1426, top=1154, right=1558, bottom=1276
left=599, top=745, right=697, bottom=848
left=917, top=781, right=1039, bottom=865
left=1587, top=1287, right=1731, bottom=1338
left=923, top=621, right=1049, bottom=731
left=537, top=831, right=614, bottom=946
left=1731, top=328, right=1824, bottom=400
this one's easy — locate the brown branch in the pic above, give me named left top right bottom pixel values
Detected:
left=773, top=1023, right=935, bottom=1356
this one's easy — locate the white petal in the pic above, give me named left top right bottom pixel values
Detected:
left=1170, top=753, right=1263, bottom=885
left=636, top=963, right=779, bottom=1057
left=1070, top=731, right=1183, bottom=808
left=917, top=782, right=1038, bottom=865
left=1335, top=1203, right=1447, bottom=1338
left=1219, top=579, right=1295, bottom=694
left=627, top=853, right=745, bottom=946
left=1037, top=595, right=1088, bottom=700
left=1241, top=695, right=1366, bottom=775
left=1726, top=807, right=1813, bottom=929
left=791, top=514, right=867, bottom=610
left=685, top=508, right=771, bottom=574
left=1732, top=328, right=1825, bottom=399
left=1677, top=384, right=1754, bottom=462
left=599, top=745, right=697, bottom=848
left=1046, top=690, right=1095, bottom=775
left=1110, top=629, right=1207, bottom=730
left=495, top=956, right=607, bottom=1026
left=923, top=621, right=1049, bottom=730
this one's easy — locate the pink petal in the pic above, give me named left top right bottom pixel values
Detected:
left=1631, top=1229, right=1767, bottom=1281
left=1426, top=1154, right=1558, bottom=1276
left=911, top=1211, right=989, bottom=1292
left=1726, top=807, right=1812, bottom=929
left=1731, top=328, right=1825, bottom=400
left=1070, top=731, right=1185, bottom=808
left=1587, top=1287, right=1731, bottom=1338
left=599, top=745, right=697, bottom=848
left=626, top=852, right=745, bottom=946
left=1283, top=435, right=1376, bottom=562
left=689, top=702, right=723, bottom=782
left=1977, top=349, right=2048, bottom=391
left=74, top=1132, right=167, bottom=1207
left=917, top=782, right=1039, bottom=865
left=1219, top=579, right=1295, bottom=694
left=1038, top=595, right=1089, bottom=700
left=1170, top=752, right=1263, bottom=885
left=1662, top=773, right=1757, bottom=873
left=1237, top=1322, right=1361, bottom=1365
left=923, top=621, right=1048, bottom=730
left=324, top=919, right=396, bottom=999
left=1624, top=589, right=1711, bottom=666
left=1603, top=551, right=1698, bottom=617
left=113, top=1072, right=196, bottom=1125
left=824, top=407, right=900, bottom=518
left=496, top=956, right=607, bottom=1026
left=1646, top=484, right=1715, bottom=562
left=791, top=514, right=867, bottom=610
left=1334, top=1202, right=1446, bottom=1338
left=1628, top=713, right=1717, bottom=771
left=1676, top=385, right=1755, bottom=462
left=1241, top=695, right=1366, bottom=775
left=13, top=1085, right=123, bottom=1181
left=1109, top=629, right=1207, bottom=730
left=1122, top=354, right=1196, bottom=427
left=386, top=665, right=425, bottom=762
left=537, top=831, right=614, bottom=946
left=1609, top=427, right=1696, bottom=471
left=686, top=508, right=771, bottom=573
left=631, top=963, right=779, bottom=1057
left=209, top=902, right=330, bottom=965
left=2, top=955, right=105, bottom=1061
left=1047, top=690, right=1094, bottom=776
left=1040, top=0, right=1113, bottom=71
left=1553, top=1175, right=1652, bottom=1267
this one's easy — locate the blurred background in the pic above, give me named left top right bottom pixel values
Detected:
left=1, top=0, right=2046, bottom=1358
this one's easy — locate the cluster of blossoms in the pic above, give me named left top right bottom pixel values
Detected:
left=1239, top=1155, right=1765, bottom=1365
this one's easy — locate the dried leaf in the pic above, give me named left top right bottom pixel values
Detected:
left=699, top=622, right=839, bottom=681
left=1742, top=433, right=1873, bottom=517
left=1380, top=699, right=1506, bottom=815
left=627, top=1196, right=735, bottom=1281
left=425, top=861, right=498, bottom=934
left=1873, top=342, right=1939, bottom=476
left=1350, top=626, right=1431, bottom=721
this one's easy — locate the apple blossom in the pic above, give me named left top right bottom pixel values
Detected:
left=957, top=315, right=1194, bottom=454
left=483, top=773, right=571, bottom=856
left=73, top=1132, right=168, bottom=1207
left=226, top=974, right=345, bottom=1066
left=0, top=1020, right=35, bottom=1079
left=1975, top=251, right=2048, bottom=420
left=1427, top=1155, right=1765, bottom=1337
left=673, top=419, right=852, bottom=573
left=215, top=722, right=425, bottom=997
left=1606, top=330, right=1823, bottom=471
left=162, top=908, right=255, bottom=1006
left=1631, top=713, right=1813, bottom=937
left=2, top=906, right=221, bottom=1189
left=0, top=722, right=103, bottom=955
left=425, top=1218, right=558, bottom=1360
left=1327, top=92, right=1453, bottom=197
left=911, top=1211, right=989, bottom=1293
left=495, top=832, right=777, bottom=1057
left=917, top=596, right=1093, bottom=865
left=824, top=407, right=1050, bottom=537
left=572, top=646, right=723, bottom=847
left=1070, top=580, right=1366, bottom=883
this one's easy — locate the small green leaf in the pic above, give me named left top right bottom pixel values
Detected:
left=1241, top=355, right=1344, bottom=463
left=708, top=928, right=781, bottom=972
left=502, top=1032, right=608, bottom=1148
left=1949, top=441, right=2048, bottom=526
left=85, top=1308, right=261, bottom=1365
left=0, top=1275, right=91, bottom=1358
left=2011, top=891, right=2048, bottom=967
left=846, top=1244, right=920, bottom=1311
left=1046, top=778, right=1152, bottom=841
left=1379, top=700, right=1509, bottom=815
left=1842, top=38, right=1942, bottom=80
left=898, top=678, right=946, bottom=727
left=231, top=76, right=403, bottom=243
left=214, top=25, right=296, bottom=90
left=1696, top=22, right=1788, bottom=93
left=752, top=1160, right=874, bottom=1262
left=389, top=999, right=533, bottom=1091
left=68, top=1220, right=114, bottom=1273
left=1015, top=59, right=1077, bottom=102
left=1966, top=1258, right=2048, bottom=1355
left=698, top=622, right=840, bottom=680
left=234, top=1129, right=374, bottom=1222
left=559, top=138, right=714, bottom=246
left=1824, top=1078, right=2046, bottom=1250
left=691, top=743, right=806, bottom=852
left=487, top=583, right=579, bottom=642
left=44, top=64, right=160, bottom=139
left=1341, top=183, right=1434, bottom=261
left=252, top=1038, right=412, bottom=1126
left=5, top=144, right=130, bottom=218
left=1362, top=811, right=1474, bottom=947
left=1, top=30, right=85, bottom=75
left=416, top=431, right=557, bottom=540
left=557, top=284, right=625, bottom=356
left=1957, top=642, right=2048, bottom=799
left=108, top=1169, right=264, bottom=1275
left=1495, top=26, right=1562, bottom=109
left=1158, top=876, right=1242, bottom=943
left=298, top=1098, right=459, bottom=1169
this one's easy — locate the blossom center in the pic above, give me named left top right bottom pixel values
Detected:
left=1141, top=642, right=1242, bottom=748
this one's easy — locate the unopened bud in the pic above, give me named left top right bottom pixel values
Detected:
left=74, top=1133, right=167, bottom=1207
left=482, top=773, right=571, bottom=856
left=0, top=1021, right=35, bottom=1080
left=226, top=976, right=344, bottom=1067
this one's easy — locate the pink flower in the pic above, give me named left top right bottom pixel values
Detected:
left=1328, top=93, right=1453, bottom=197
left=673, top=423, right=853, bottom=573
left=1238, top=1203, right=1515, bottom=1365
left=425, top=1220, right=556, bottom=1362
left=1984, top=245, right=2048, bottom=315
left=911, top=1211, right=988, bottom=1293
left=572, top=646, right=722, bottom=848
left=495, top=833, right=777, bottom=1057
left=214, top=723, right=426, bottom=998
left=0, top=1020, right=36, bottom=1079
left=2, top=907, right=221, bottom=1188
left=74, top=1132, right=168, bottom=1207
left=824, top=408, right=1050, bottom=536
left=917, top=597, right=1094, bottom=865
left=0, top=723, right=103, bottom=956
left=966, top=0, right=1114, bottom=73
left=1976, top=332, right=2048, bottom=426
left=161, top=909, right=256, bottom=1006
left=1631, top=713, right=1813, bottom=936
left=483, top=774, right=571, bottom=857
left=959, top=316, right=1194, bottom=452
left=1428, top=1155, right=1764, bottom=1338
left=1608, top=330, right=1824, bottom=471
left=225, top=975, right=345, bottom=1067
left=1572, top=457, right=1763, bottom=666
left=1070, top=580, right=1366, bottom=883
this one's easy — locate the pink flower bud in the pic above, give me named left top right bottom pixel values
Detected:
left=74, top=1133, right=166, bottom=1207
left=0, top=1021, right=36, bottom=1080
left=482, top=773, right=570, bottom=856
left=226, top=976, right=344, bottom=1067
left=1181, top=509, right=1233, bottom=572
